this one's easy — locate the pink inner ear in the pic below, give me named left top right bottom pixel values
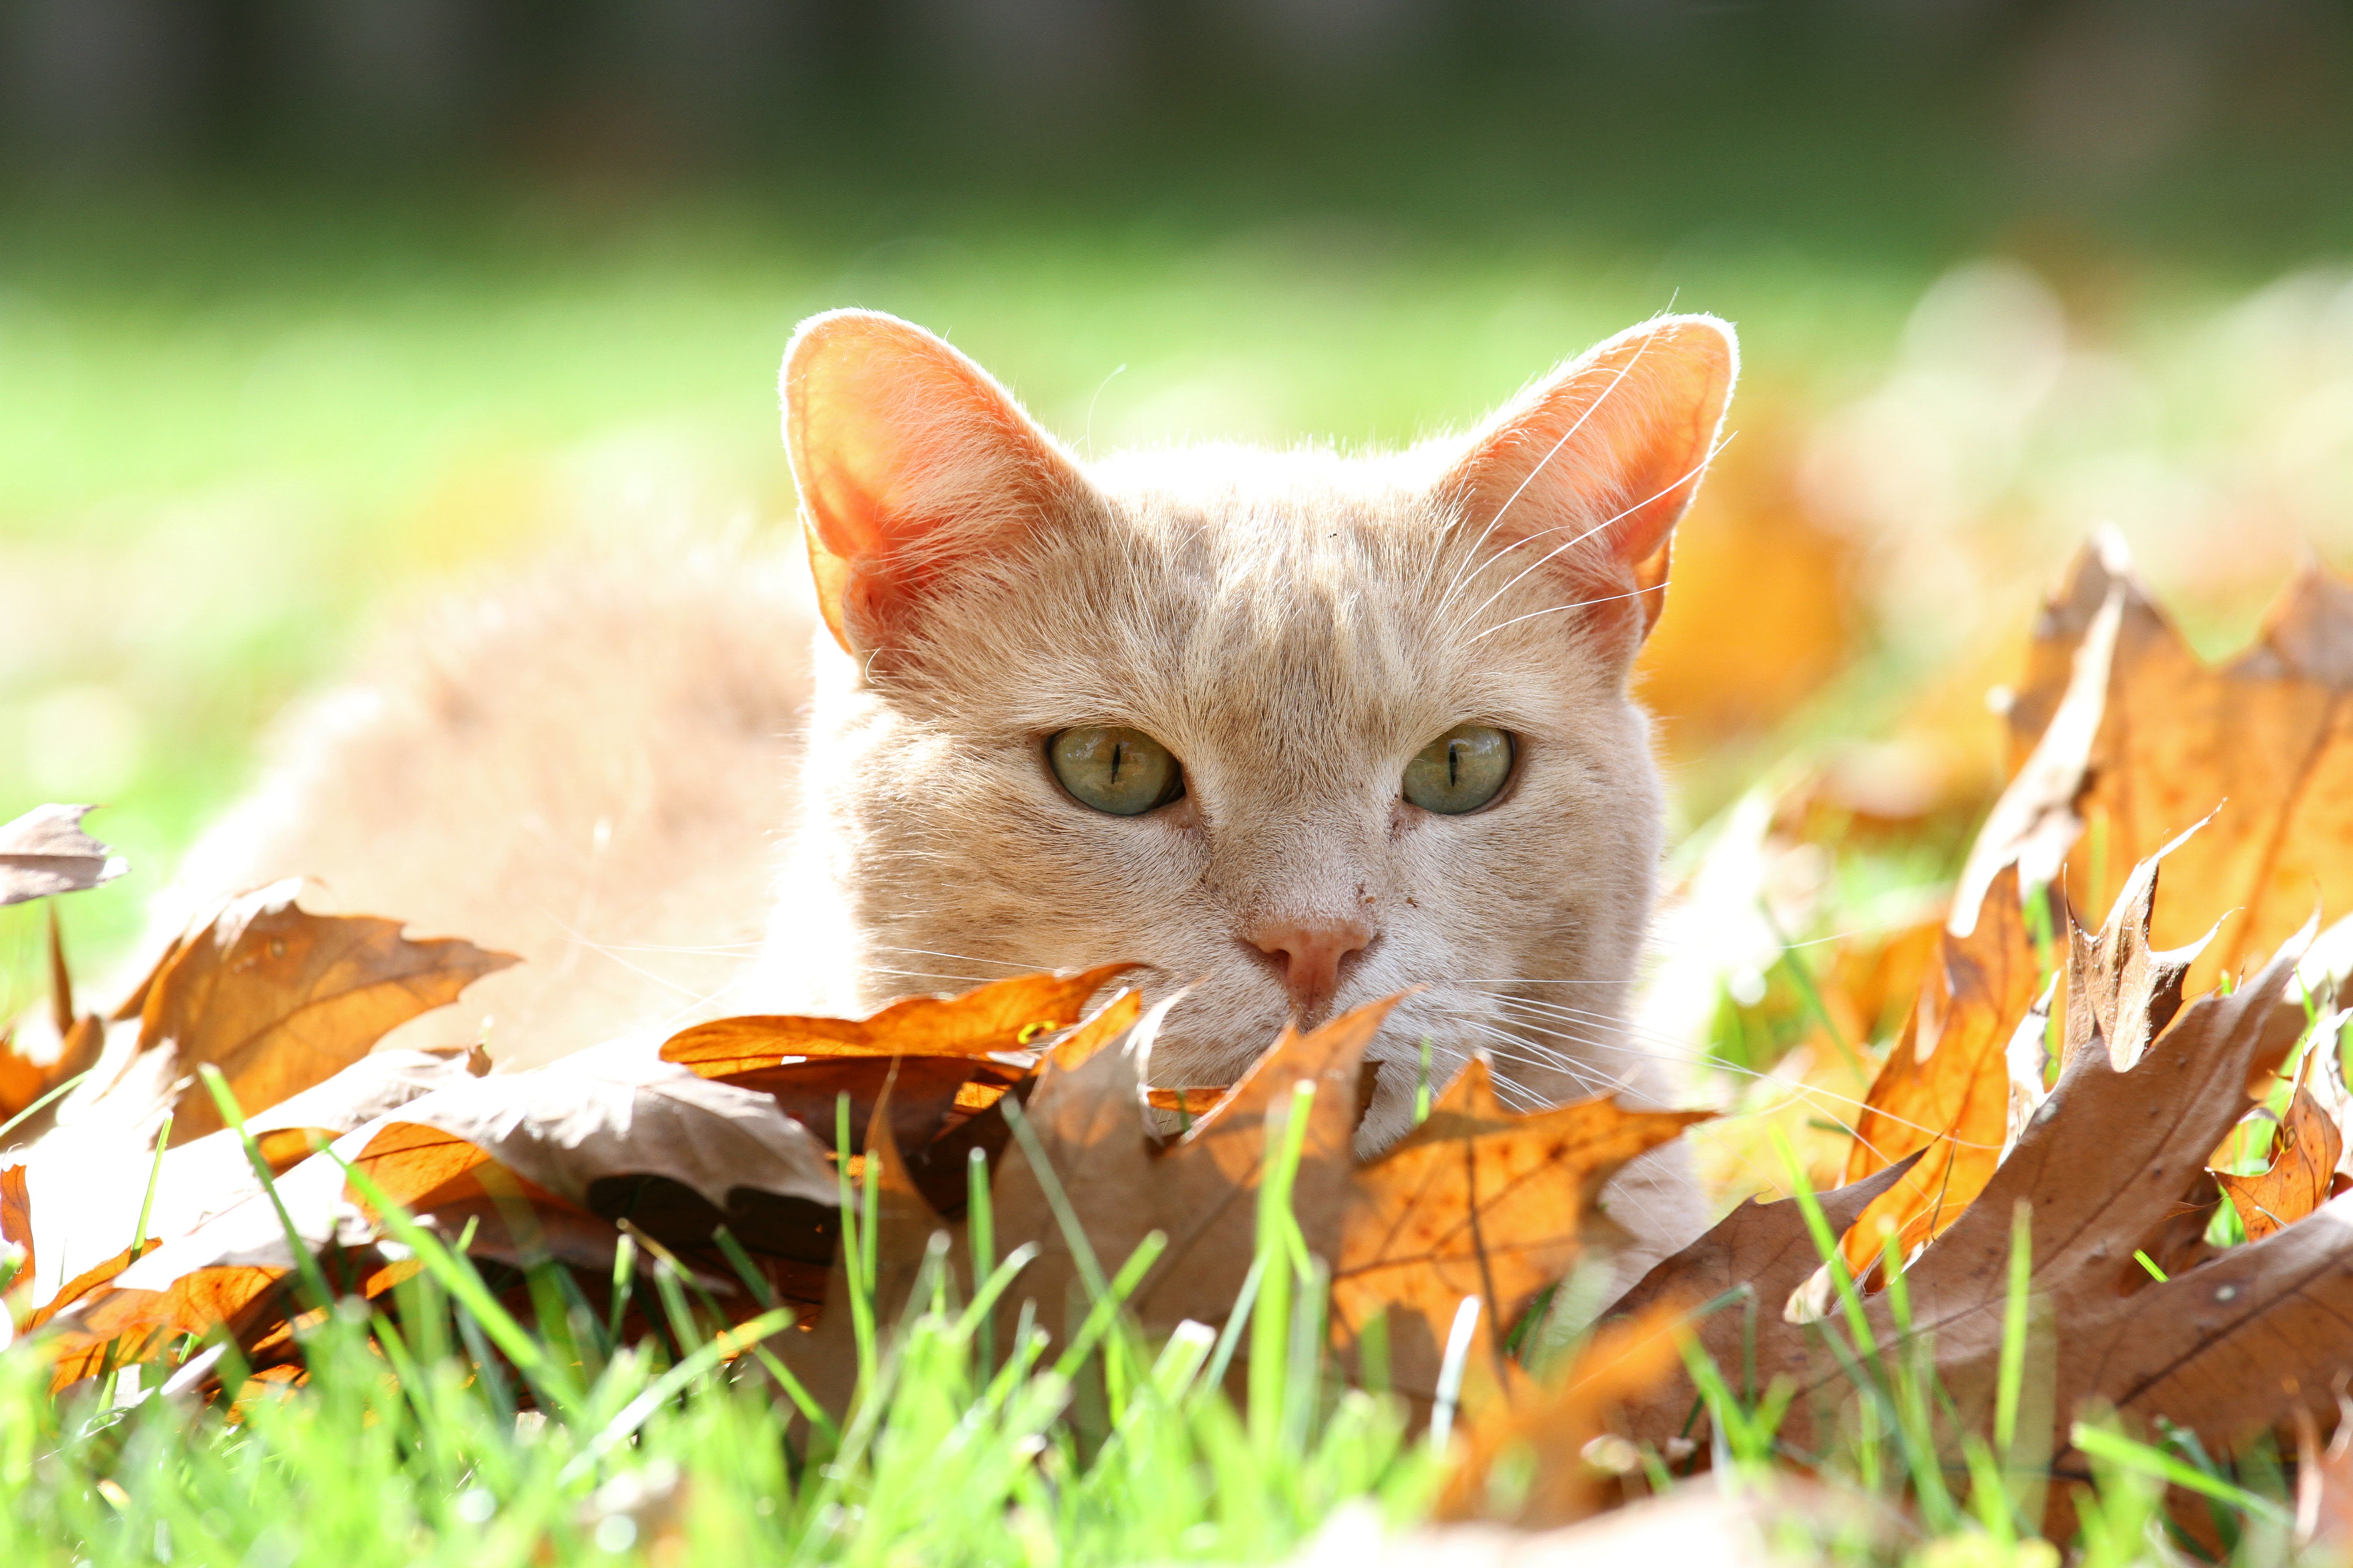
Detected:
left=1446, top=315, right=1738, bottom=635
left=782, top=311, right=1076, bottom=653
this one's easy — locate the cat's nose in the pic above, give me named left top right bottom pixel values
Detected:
left=1247, top=919, right=1374, bottom=1024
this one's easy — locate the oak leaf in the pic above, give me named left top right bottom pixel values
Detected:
left=0, top=805, right=125, bottom=908
left=1612, top=852, right=2353, bottom=1516
left=42, top=1042, right=838, bottom=1380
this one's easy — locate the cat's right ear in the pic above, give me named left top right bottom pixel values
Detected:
left=782, top=310, right=1086, bottom=657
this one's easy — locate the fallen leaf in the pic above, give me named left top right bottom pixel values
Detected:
left=2214, top=1055, right=2344, bottom=1241
left=658, top=963, right=1141, bottom=1075
left=1838, top=866, right=2042, bottom=1280
left=1613, top=849, right=2353, bottom=1514
left=2061, top=818, right=2214, bottom=1073
left=1434, top=1300, right=1689, bottom=1530
left=1331, top=1059, right=1708, bottom=1404
left=14, top=1046, right=490, bottom=1312
left=0, top=805, right=125, bottom=908
left=42, top=1041, right=839, bottom=1380
left=1971, top=536, right=2353, bottom=993
left=352, top=1040, right=838, bottom=1216
left=988, top=997, right=1385, bottom=1354
left=134, top=882, right=518, bottom=1143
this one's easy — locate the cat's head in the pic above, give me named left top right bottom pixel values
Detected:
left=778, top=309, right=1735, bottom=1148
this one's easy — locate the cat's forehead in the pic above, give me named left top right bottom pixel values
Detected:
left=897, top=442, right=1616, bottom=753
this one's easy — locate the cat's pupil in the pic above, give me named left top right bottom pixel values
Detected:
left=1403, top=724, right=1513, bottom=815
left=1049, top=726, right=1185, bottom=816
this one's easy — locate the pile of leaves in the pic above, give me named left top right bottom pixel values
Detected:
left=9, top=536, right=2353, bottom=1555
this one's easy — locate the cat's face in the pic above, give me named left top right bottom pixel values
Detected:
left=781, top=312, right=1736, bottom=1148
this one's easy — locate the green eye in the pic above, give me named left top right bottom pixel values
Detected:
left=1048, top=727, right=1186, bottom=816
left=1402, top=724, right=1514, bottom=814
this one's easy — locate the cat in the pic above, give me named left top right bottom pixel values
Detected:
left=159, top=306, right=1738, bottom=1269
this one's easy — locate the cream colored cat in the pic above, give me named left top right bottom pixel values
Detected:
left=163, top=308, right=1737, bottom=1266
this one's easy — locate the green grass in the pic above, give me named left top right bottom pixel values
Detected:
left=0, top=1066, right=2314, bottom=1567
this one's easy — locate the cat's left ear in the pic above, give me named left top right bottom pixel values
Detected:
left=1439, top=313, right=1737, bottom=648
left=782, top=309, right=1088, bottom=658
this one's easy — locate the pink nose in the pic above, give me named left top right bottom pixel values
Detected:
left=1247, top=919, right=1375, bottom=1023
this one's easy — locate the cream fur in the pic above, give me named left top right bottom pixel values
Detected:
left=160, top=312, right=1738, bottom=1272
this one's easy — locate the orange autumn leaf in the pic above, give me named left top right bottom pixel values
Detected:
left=136, top=883, right=518, bottom=1143
left=1331, top=1058, right=1709, bottom=1404
left=1838, top=866, right=2042, bottom=1279
left=2214, top=1067, right=2344, bottom=1242
left=1971, top=538, right=2353, bottom=996
left=658, top=962, right=1142, bottom=1075
left=1435, top=1300, right=1690, bottom=1529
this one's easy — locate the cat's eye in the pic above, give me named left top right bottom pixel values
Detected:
left=1402, top=724, right=1514, bottom=815
left=1048, top=727, right=1187, bottom=816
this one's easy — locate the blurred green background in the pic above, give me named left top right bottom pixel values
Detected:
left=9, top=0, right=2353, bottom=1020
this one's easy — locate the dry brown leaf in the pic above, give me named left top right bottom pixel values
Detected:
left=1973, top=538, right=2353, bottom=994
left=2215, top=1057, right=2345, bottom=1242
left=1614, top=852, right=2353, bottom=1509
left=986, top=998, right=1386, bottom=1355
left=1838, top=866, right=2042, bottom=1279
left=662, top=975, right=1146, bottom=1215
left=2061, top=819, right=2214, bottom=1073
left=0, top=805, right=125, bottom=908
left=984, top=993, right=1698, bottom=1413
left=136, top=882, right=517, bottom=1143
left=12, top=1047, right=489, bottom=1311
left=658, top=963, right=1140, bottom=1075
left=1331, top=1059, right=1708, bottom=1405
left=1602, top=1155, right=1922, bottom=1434
left=0, top=910, right=109, bottom=1134
left=43, top=1043, right=838, bottom=1378
left=352, top=1041, right=837, bottom=1216
left=1434, top=1300, right=1689, bottom=1530
left=778, top=1073, right=946, bottom=1421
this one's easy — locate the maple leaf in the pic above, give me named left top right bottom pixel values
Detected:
left=0, top=805, right=125, bottom=908
left=1330, top=1059, right=1709, bottom=1405
left=1837, top=865, right=2042, bottom=1280
left=126, top=882, right=518, bottom=1143
left=1962, top=534, right=2353, bottom=995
